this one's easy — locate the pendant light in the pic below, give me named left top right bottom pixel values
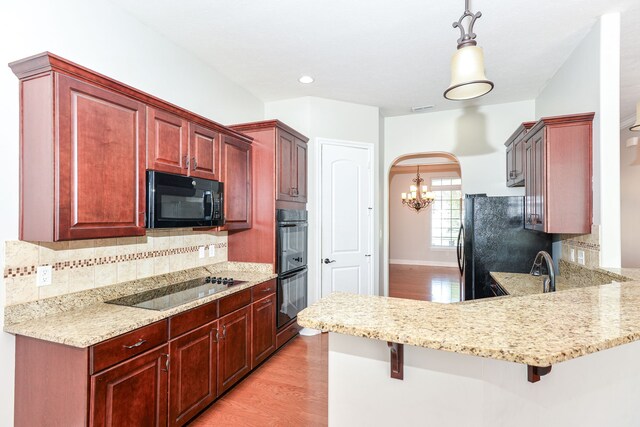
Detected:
left=631, top=101, right=640, bottom=131
left=444, top=0, right=494, bottom=101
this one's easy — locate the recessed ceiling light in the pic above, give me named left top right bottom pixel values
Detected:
left=298, top=75, right=314, bottom=84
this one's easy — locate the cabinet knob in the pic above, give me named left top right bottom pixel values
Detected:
left=184, top=156, right=189, bottom=169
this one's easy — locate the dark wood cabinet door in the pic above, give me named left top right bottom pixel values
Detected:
left=56, top=74, right=146, bottom=240
left=218, top=306, right=251, bottom=394
left=524, top=139, right=535, bottom=231
left=189, top=123, right=220, bottom=180
left=276, top=130, right=295, bottom=201
left=220, top=135, right=252, bottom=230
left=505, top=142, right=515, bottom=186
left=294, top=138, right=308, bottom=202
left=90, top=345, right=168, bottom=427
left=147, top=107, right=189, bottom=175
left=251, top=293, right=276, bottom=369
left=532, top=130, right=546, bottom=232
left=513, top=137, right=525, bottom=186
left=169, top=321, right=218, bottom=427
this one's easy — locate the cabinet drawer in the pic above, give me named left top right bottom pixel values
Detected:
left=169, top=300, right=219, bottom=339
left=90, top=320, right=168, bottom=374
left=251, top=279, right=276, bottom=301
left=219, top=288, right=252, bottom=317
left=276, top=320, right=300, bottom=349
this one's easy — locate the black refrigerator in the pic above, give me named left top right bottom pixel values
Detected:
left=457, top=194, right=552, bottom=300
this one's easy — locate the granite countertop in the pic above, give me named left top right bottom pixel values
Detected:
left=4, top=265, right=276, bottom=348
left=489, top=272, right=587, bottom=296
left=298, top=281, right=640, bottom=367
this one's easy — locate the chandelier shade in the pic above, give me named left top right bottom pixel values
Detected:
left=631, top=101, right=640, bottom=131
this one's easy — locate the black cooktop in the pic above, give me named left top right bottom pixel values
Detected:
left=107, top=276, right=246, bottom=311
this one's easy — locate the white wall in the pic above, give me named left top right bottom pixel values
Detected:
left=265, top=97, right=381, bottom=300
left=389, top=169, right=460, bottom=266
left=535, top=14, right=621, bottom=268
left=0, top=0, right=264, bottom=424
left=620, top=127, right=640, bottom=267
left=382, top=100, right=536, bottom=295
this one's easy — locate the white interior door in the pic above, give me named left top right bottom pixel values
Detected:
left=320, top=141, right=373, bottom=297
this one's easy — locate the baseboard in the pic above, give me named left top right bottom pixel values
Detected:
left=389, top=259, right=458, bottom=268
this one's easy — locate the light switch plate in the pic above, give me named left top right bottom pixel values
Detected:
left=36, top=265, right=52, bottom=287
left=209, top=245, right=215, bottom=257
left=198, top=246, right=205, bottom=259
left=577, top=250, right=585, bottom=265
left=570, top=248, right=576, bottom=262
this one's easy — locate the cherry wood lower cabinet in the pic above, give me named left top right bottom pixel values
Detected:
left=218, top=306, right=252, bottom=394
left=252, top=293, right=277, bottom=368
left=169, top=321, right=219, bottom=427
left=14, top=280, right=281, bottom=427
left=91, top=345, right=169, bottom=427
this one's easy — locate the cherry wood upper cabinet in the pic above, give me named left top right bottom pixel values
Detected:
left=189, top=123, right=220, bottom=180
left=294, top=137, right=308, bottom=203
left=147, top=107, right=189, bottom=175
left=276, top=130, right=296, bottom=201
left=90, top=345, right=169, bottom=427
left=217, top=305, right=251, bottom=394
left=10, top=52, right=253, bottom=241
left=505, top=121, right=535, bottom=187
left=220, top=134, right=252, bottom=230
left=16, top=71, right=147, bottom=241
left=169, top=321, right=218, bottom=427
left=523, top=113, right=594, bottom=234
left=276, top=129, right=308, bottom=203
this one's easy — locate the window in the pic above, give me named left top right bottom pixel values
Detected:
left=431, top=177, right=462, bottom=248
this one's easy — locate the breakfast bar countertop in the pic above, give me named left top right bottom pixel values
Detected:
left=297, top=280, right=640, bottom=367
left=3, top=262, right=276, bottom=348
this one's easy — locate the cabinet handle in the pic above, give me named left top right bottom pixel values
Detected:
left=222, top=325, right=227, bottom=339
left=192, top=157, right=197, bottom=170
left=261, top=287, right=273, bottom=293
left=161, top=353, right=170, bottom=372
left=214, top=328, right=220, bottom=343
left=260, top=298, right=271, bottom=307
left=122, top=339, right=146, bottom=349
left=184, top=156, right=189, bottom=169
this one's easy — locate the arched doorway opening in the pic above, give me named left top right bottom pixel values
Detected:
left=388, top=152, right=462, bottom=302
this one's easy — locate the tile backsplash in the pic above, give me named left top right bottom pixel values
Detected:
left=559, top=224, right=600, bottom=269
left=3, top=229, right=228, bottom=305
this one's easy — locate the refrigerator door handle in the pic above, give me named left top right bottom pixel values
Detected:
left=456, top=225, right=464, bottom=274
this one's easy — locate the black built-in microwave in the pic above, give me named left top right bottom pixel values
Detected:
left=146, top=171, right=224, bottom=229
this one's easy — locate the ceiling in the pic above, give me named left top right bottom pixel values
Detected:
left=109, top=0, right=639, bottom=118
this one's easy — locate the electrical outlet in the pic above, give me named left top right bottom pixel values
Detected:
left=198, top=246, right=205, bottom=259
left=570, top=248, right=576, bottom=262
left=208, top=245, right=215, bottom=257
left=577, top=250, right=586, bottom=265
left=36, top=265, right=52, bottom=286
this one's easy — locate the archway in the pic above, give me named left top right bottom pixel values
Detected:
left=388, top=152, right=462, bottom=302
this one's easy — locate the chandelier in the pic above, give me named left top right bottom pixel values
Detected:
left=443, top=0, right=494, bottom=100
left=401, top=166, right=436, bottom=213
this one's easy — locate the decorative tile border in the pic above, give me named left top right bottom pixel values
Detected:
left=3, top=242, right=228, bottom=279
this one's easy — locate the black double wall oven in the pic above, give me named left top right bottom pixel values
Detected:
left=276, top=209, right=308, bottom=330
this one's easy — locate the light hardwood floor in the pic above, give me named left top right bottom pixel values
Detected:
left=191, top=333, right=328, bottom=426
left=389, top=264, right=461, bottom=302
left=192, top=264, right=457, bottom=425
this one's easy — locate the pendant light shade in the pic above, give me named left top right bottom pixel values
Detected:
left=444, top=45, right=494, bottom=100
left=631, top=101, right=640, bottom=132
left=444, top=0, right=494, bottom=101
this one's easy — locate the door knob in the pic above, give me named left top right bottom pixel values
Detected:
left=323, top=258, right=336, bottom=264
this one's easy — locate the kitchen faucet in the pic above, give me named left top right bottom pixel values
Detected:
left=530, top=251, right=556, bottom=293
